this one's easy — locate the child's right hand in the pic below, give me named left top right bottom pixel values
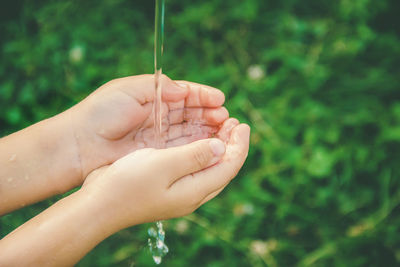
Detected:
left=80, top=118, right=250, bottom=230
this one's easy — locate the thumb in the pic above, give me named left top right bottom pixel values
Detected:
left=157, top=138, right=226, bottom=185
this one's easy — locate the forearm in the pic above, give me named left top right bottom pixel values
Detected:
left=0, top=189, right=118, bottom=266
left=0, top=110, right=82, bottom=215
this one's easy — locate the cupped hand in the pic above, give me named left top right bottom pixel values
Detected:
left=69, top=74, right=228, bottom=181
left=81, top=118, right=250, bottom=230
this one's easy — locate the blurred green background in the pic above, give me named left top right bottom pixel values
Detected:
left=1, top=0, right=400, bottom=266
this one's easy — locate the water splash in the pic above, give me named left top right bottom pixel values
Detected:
left=148, top=221, right=169, bottom=264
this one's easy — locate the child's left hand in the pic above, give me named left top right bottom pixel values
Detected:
left=69, top=74, right=229, bottom=182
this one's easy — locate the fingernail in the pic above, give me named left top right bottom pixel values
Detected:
left=209, top=138, right=225, bottom=156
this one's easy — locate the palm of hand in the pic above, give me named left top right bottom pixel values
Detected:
left=71, top=75, right=228, bottom=178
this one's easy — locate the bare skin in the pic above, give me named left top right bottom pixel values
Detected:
left=0, top=75, right=228, bottom=215
left=0, top=75, right=250, bottom=266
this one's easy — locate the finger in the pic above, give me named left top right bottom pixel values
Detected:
left=169, top=124, right=250, bottom=203
left=142, top=105, right=228, bottom=129
left=166, top=126, right=218, bottom=147
left=161, top=75, right=189, bottom=102
left=184, top=107, right=228, bottom=125
left=154, top=118, right=238, bottom=150
left=168, top=107, right=229, bottom=125
left=167, top=123, right=218, bottom=140
left=155, top=138, right=226, bottom=185
left=165, top=118, right=238, bottom=148
left=166, top=134, right=210, bottom=148
left=216, top=118, right=239, bottom=143
left=168, top=100, right=185, bottom=111
left=135, top=117, right=238, bottom=152
left=176, top=81, right=225, bottom=108
left=112, top=74, right=188, bottom=105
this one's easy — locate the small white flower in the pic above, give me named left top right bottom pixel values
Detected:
left=250, top=239, right=278, bottom=256
left=175, top=220, right=189, bottom=234
left=247, top=65, right=265, bottom=80
left=250, top=240, right=268, bottom=256
left=69, top=45, right=84, bottom=63
left=234, top=202, right=255, bottom=216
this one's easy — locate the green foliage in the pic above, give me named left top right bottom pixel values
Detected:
left=1, top=0, right=400, bottom=266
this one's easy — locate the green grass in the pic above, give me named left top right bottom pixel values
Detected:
left=1, top=0, right=400, bottom=266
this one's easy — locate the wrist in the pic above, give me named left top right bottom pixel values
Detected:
left=78, top=184, right=135, bottom=234
left=73, top=188, right=122, bottom=237
left=60, top=107, right=85, bottom=183
left=45, top=110, right=84, bottom=187
left=0, top=109, right=83, bottom=214
left=66, top=101, right=109, bottom=184
left=0, top=186, right=122, bottom=266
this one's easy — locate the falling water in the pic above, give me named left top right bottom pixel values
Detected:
left=148, top=0, right=169, bottom=264
left=147, top=221, right=168, bottom=264
left=153, top=0, right=164, bottom=150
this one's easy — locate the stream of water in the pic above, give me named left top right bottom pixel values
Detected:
left=147, top=0, right=169, bottom=264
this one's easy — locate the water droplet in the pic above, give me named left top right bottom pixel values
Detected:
left=153, top=256, right=162, bottom=265
left=148, top=221, right=169, bottom=264
left=9, top=154, right=16, bottom=162
left=156, top=221, right=163, bottom=229
left=148, top=227, right=157, bottom=238
left=24, top=175, right=30, bottom=181
left=163, top=245, right=169, bottom=254
left=7, top=177, right=13, bottom=183
left=156, top=240, right=163, bottom=249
